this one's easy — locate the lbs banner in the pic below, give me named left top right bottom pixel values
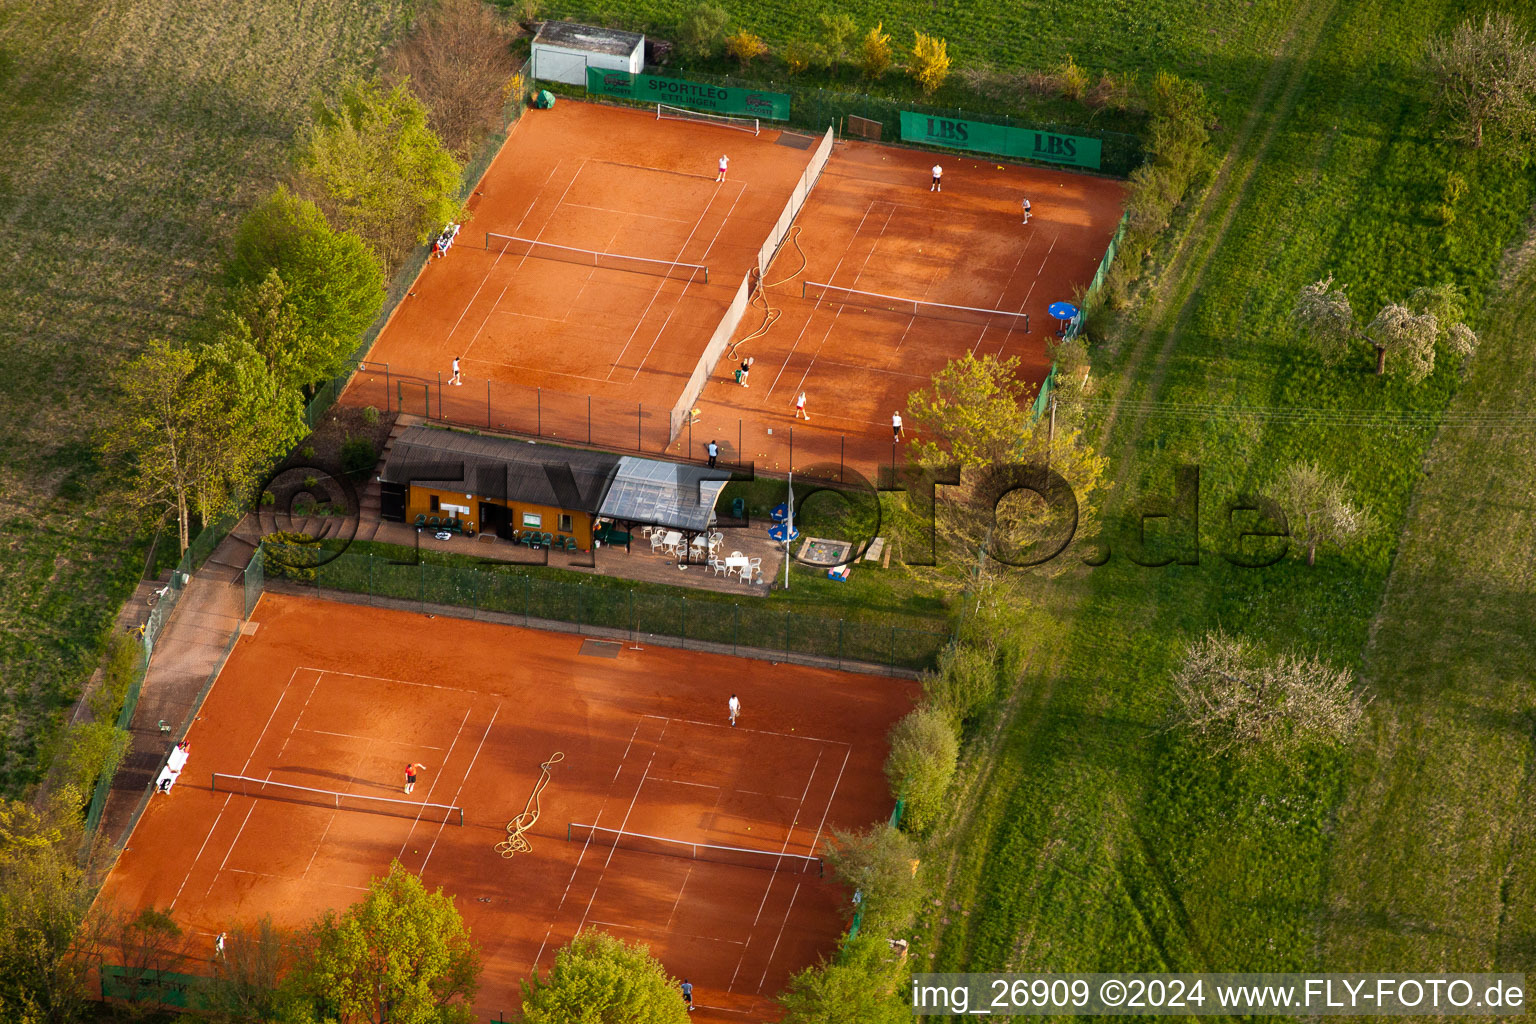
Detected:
left=587, top=68, right=791, bottom=121
left=899, top=112, right=1103, bottom=170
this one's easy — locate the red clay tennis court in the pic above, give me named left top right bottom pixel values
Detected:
left=97, top=592, right=915, bottom=1020
left=683, top=142, right=1126, bottom=474
left=358, top=100, right=821, bottom=450
left=344, top=98, right=1124, bottom=476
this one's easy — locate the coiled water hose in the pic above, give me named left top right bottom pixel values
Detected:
left=728, top=225, right=806, bottom=361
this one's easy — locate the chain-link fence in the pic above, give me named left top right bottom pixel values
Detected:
left=266, top=546, right=946, bottom=673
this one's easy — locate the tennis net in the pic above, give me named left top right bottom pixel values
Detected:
left=802, top=281, right=1030, bottom=333
left=656, top=103, right=759, bottom=136
left=211, top=773, right=464, bottom=825
left=485, top=232, right=708, bottom=283
left=567, top=822, right=823, bottom=876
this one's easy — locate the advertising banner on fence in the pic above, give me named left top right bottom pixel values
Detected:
left=899, top=112, right=1103, bottom=170
left=587, top=68, right=791, bottom=120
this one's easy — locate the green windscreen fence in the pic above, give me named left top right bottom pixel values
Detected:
left=899, top=111, right=1104, bottom=170
left=1031, top=365, right=1058, bottom=421
left=587, top=67, right=790, bottom=120
left=101, top=966, right=211, bottom=1010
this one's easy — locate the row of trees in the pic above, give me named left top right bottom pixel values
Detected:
left=678, top=7, right=953, bottom=94
left=101, top=66, right=477, bottom=553
left=2, top=840, right=711, bottom=1024
left=100, top=0, right=530, bottom=556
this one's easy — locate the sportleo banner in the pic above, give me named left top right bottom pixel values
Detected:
left=587, top=68, right=791, bottom=121
left=899, top=112, right=1103, bottom=170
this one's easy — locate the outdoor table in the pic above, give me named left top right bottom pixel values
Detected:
left=725, top=555, right=751, bottom=578
left=1048, top=301, right=1080, bottom=336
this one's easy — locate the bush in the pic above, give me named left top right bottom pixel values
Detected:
left=678, top=2, right=729, bottom=58
left=921, top=643, right=999, bottom=726
left=1087, top=70, right=1134, bottom=110
left=884, top=708, right=958, bottom=832
left=58, top=721, right=131, bottom=795
left=299, top=77, right=462, bottom=268
left=264, top=532, right=320, bottom=582
left=784, top=39, right=825, bottom=75
left=861, top=22, right=892, bottom=78
left=818, top=13, right=857, bottom=66
left=1056, top=54, right=1089, bottom=100
left=89, top=632, right=142, bottom=722
left=779, top=933, right=908, bottom=1024
left=340, top=436, right=378, bottom=478
left=823, top=824, right=923, bottom=938
left=724, top=29, right=768, bottom=67
left=521, top=931, right=687, bottom=1023
left=910, top=32, right=951, bottom=96
left=361, top=404, right=380, bottom=426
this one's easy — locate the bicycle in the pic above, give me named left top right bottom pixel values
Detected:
left=146, top=583, right=170, bottom=608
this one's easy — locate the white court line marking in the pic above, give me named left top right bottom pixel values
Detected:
left=729, top=746, right=824, bottom=992
left=171, top=665, right=311, bottom=909
left=223, top=867, right=369, bottom=893
left=540, top=716, right=663, bottom=971
left=757, top=882, right=803, bottom=991
left=560, top=200, right=694, bottom=224
left=605, top=180, right=746, bottom=384
left=574, top=721, right=665, bottom=936
left=804, top=746, right=852, bottom=861
left=589, top=919, right=748, bottom=947
left=665, top=864, right=694, bottom=930
left=418, top=704, right=500, bottom=877
left=787, top=199, right=901, bottom=401
left=641, top=713, right=850, bottom=748
left=455, top=159, right=589, bottom=359
left=278, top=669, right=327, bottom=760
left=450, top=159, right=565, bottom=345
left=649, top=777, right=720, bottom=790
left=401, top=704, right=473, bottom=861
left=302, top=729, right=444, bottom=750
left=768, top=201, right=894, bottom=401
left=313, top=667, right=495, bottom=696
left=753, top=746, right=851, bottom=992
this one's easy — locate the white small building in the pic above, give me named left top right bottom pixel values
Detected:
left=531, top=22, right=644, bottom=86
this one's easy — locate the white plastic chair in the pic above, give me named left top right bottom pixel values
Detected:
left=747, top=556, right=763, bottom=576
left=710, top=559, right=728, bottom=577
left=650, top=532, right=666, bottom=553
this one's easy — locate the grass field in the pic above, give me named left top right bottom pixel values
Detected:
left=1321, top=223, right=1536, bottom=974
left=914, top=0, right=1536, bottom=987
left=0, top=0, right=421, bottom=793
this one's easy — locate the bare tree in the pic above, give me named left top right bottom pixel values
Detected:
left=1366, top=302, right=1438, bottom=379
left=386, top=0, right=523, bottom=160
left=1293, top=274, right=1356, bottom=365
left=1172, top=631, right=1369, bottom=759
left=204, top=916, right=292, bottom=1023
left=1422, top=13, right=1536, bottom=148
left=1273, top=461, right=1365, bottom=566
left=108, top=906, right=185, bottom=1015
